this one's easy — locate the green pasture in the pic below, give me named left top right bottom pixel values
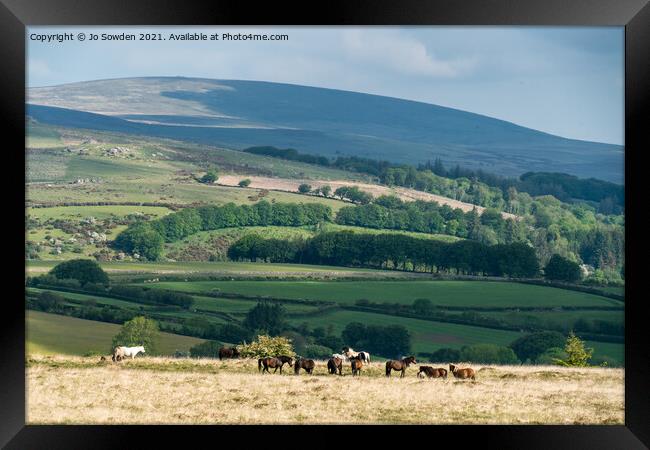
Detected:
left=26, top=310, right=205, bottom=356
left=146, top=280, right=620, bottom=308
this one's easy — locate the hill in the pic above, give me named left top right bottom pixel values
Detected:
left=27, top=77, right=624, bottom=183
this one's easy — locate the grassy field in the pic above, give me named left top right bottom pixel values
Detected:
left=27, top=311, right=205, bottom=356
left=145, top=280, right=620, bottom=308
left=26, top=355, right=624, bottom=424
left=26, top=260, right=424, bottom=280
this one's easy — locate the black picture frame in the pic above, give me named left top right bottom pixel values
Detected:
left=2, top=0, right=648, bottom=448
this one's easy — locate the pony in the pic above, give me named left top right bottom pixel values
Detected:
left=417, top=366, right=447, bottom=379
left=294, top=358, right=316, bottom=375
left=332, top=353, right=349, bottom=362
left=449, top=364, right=476, bottom=380
left=385, top=356, right=417, bottom=378
left=343, top=347, right=370, bottom=364
left=113, top=346, right=145, bottom=361
left=358, top=351, right=371, bottom=365
left=327, top=357, right=343, bottom=375
left=218, top=346, right=240, bottom=360
left=258, top=355, right=294, bottom=374
left=350, top=356, right=363, bottom=376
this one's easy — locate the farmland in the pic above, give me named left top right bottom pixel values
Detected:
left=27, top=311, right=205, bottom=356
left=26, top=355, right=624, bottom=425
left=144, top=280, right=621, bottom=308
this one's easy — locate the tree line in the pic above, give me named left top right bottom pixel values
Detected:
left=228, top=231, right=540, bottom=277
left=113, top=201, right=332, bottom=260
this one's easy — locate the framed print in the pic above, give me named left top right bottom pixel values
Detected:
left=1, top=0, right=648, bottom=447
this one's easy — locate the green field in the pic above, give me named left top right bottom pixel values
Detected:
left=145, top=280, right=620, bottom=308
left=27, top=310, right=205, bottom=356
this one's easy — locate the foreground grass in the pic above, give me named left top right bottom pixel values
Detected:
left=26, top=355, right=624, bottom=425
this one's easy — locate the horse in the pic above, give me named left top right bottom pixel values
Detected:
left=294, top=357, right=316, bottom=375
left=358, top=351, right=371, bottom=365
left=327, top=357, right=343, bottom=375
left=112, top=346, right=125, bottom=362
left=258, top=355, right=294, bottom=374
left=449, top=364, right=476, bottom=380
left=343, top=347, right=370, bottom=364
left=350, top=356, right=363, bottom=376
left=332, top=353, right=349, bottom=362
left=385, top=356, right=417, bottom=378
left=218, top=346, right=240, bottom=360
left=417, top=366, right=447, bottom=379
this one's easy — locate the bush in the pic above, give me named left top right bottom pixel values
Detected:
left=238, top=178, right=252, bottom=187
left=189, top=340, right=223, bottom=358
left=236, top=335, right=296, bottom=359
left=535, top=347, right=568, bottom=365
left=200, top=170, right=219, bottom=184
left=553, top=331, right=593, bottom=367
left=298, top=184, right=312, bottom=194
left=34, top=291, right=64, bottom=312
left=544, top=254, right=582, bottom=282
left=509, top=331, right=566, bottom=362
left=302, top=344, right=333, bottom=359
left=50, top=259, right=109, bottom=286
left=420, top=348, right=461, bottom=363
left=459, top=344, right=519, bottom=364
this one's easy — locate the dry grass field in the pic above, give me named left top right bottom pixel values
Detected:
left=27, top=355, right=624, bottom=425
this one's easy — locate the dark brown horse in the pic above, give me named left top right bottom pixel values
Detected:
left=258, top=355, right=294, bottom=374
left=386, top=356, right=417, bottom=378
left=327, top=357, right=343, bottom=375
left=449, top=364, right=476, bottom=380
left=218, top=346, right=240, bottom=360
left=294, top=358, right=316, bottom=375
left=417, top=366, right=447, bottom=379
left=350, top=356, right=363, bottom=376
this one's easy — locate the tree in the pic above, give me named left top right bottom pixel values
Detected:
left=189, top=340, right=222, bottom=358
left=238, top=178, right=252, bottom=187
left=200, top=169, right=219, bottom=184
left=50, top=259, right=109, bottom=286
left=320, top=185, right=332, bottom=198
left=243, top=301, right=287, bottom=335
left=34, top=290, right=64, bottom=312
left=298, top=183, right=312, bottom=194
left=460, top=344, right=519, bottom=364
left=111, top=316, right=160, bottom=355
left=424, top=348, right=461, bottom=363
left=544, top=254, right=582, bottom=282
left=303, top=344, right=333, bottom=359
left=112, top=223, right=164, bottom=260
left=236, top=335, right=296, bottom=358
left=412, top=298, right=433, bottom=316
left=553, top=331, right=593, bottom=367
left=509, top=331, right=566, bottom=362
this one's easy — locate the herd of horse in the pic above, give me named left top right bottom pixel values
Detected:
left=108, top=345, right=476, bottom=380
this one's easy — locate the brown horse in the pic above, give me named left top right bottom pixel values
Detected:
left=350, top=356, right=363, bottom=376
left=386, top=356, right=417, bottom=378
left=449, top=364, right=476, bottom=380
left=258, top=355, right=294, bottom=374
left=327, top=357, right=343, bottom=375
left=294, top=358, right=316, bottom=375
left=218, top=346, right=240, bottom=360
left=417, top=366, right=447, bottom=379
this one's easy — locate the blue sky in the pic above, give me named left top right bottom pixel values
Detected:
left=27, top=26, right=624, bottom=145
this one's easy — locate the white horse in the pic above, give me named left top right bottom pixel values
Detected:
left=358, top=351, right=371, bottom=364
left=332, top=353, right=349, bottom=362
left=114, top=346, right=145, bottom=360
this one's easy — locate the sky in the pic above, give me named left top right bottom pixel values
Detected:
left=27, top=26, right=624, bottom=145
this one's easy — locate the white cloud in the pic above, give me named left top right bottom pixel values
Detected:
left=341, top=29, right=476, bottom=78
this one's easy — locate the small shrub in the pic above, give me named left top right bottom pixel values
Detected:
left=236, top=335, right=296, bottom=359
